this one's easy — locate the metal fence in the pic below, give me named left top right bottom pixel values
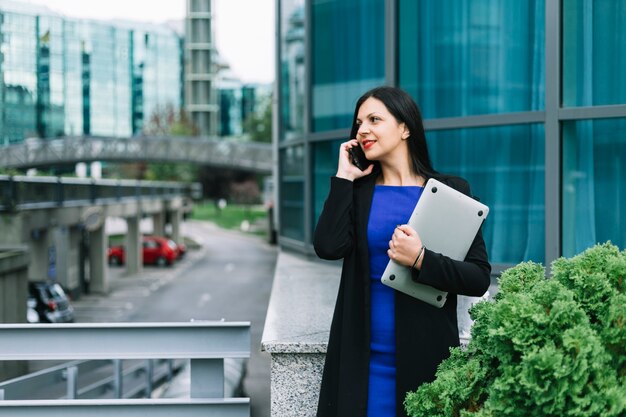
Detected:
left=0, top=322, right=250, bottom=416
left=0, top=358, right=184, bottom=400
left=0, top=175, right=201, bottom=212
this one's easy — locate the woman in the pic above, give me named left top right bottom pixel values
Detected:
left=313, top=86, right=491, bottom=417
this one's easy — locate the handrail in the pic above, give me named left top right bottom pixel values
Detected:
left=0, top=322, right=251, bottom=416
left=0, top=398, right=250, bottom=416
left=0, top=322, right=250, bottom=360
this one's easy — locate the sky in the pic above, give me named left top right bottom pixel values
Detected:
left=21, top=0, right=275, bottom=84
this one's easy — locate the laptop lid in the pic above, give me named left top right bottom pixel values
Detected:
left=380, top=178, right=489, bottom=307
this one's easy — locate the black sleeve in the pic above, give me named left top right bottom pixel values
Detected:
left=313, top=177, right=355, bottom=260
left=410, top=177, right=491, bottom=297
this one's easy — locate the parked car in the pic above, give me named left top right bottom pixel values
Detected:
left=172, top=239, right=186, bottom=258
left=27, top=281, right=75, bottom=323
left=108, top=235, right=179, bottom=267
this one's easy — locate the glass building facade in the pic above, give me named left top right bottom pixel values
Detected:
left=0, top=1, right=183, bottom=145
left=276, top=0, right=626, bottom=270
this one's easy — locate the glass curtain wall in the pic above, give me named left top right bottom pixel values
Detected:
left=280, top=0, right=305, bottom=141
left=398, top=0, right=545, bottom=264
left=63, top=20, right=83, bottom=136
left=304, top=0, right=386, bottom=241
left=36, top=15, right=65, bottom=138
left=1, top=12, right=38, bottom=143
left=311, top=0, right=385, bottom=131
left=399, top=0, right=545, bottom=119
left=427, top=125, right=545, bottom=264
left=0, top=5, right=184, bottom=144
left=277, top=0, right=626, bottom=265
left=279, top=0, right=305, bottom=240
left=562, top=0, right=626, bottom=256
left=84, top=23, right=132, bottom=137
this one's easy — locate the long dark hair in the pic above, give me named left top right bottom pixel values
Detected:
left=350, top=86, right=437, bottom=178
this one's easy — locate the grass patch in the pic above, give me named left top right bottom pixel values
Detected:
left=109, top=234, right=125, bottom=246
left=190, top=201, right=268, bottom=234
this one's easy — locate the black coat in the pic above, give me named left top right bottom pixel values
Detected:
left=313, top=173, right=491, bottom=417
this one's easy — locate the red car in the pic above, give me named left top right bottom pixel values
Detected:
left=108, top=236, right=179, bottom=267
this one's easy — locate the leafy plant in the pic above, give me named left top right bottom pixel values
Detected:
left=405, top=243, right=626, bottom=417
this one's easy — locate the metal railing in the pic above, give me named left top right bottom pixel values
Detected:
left=0, top=175, right=202, bottom=212
left=0, top=358, right=184, bottom=400
left=0, top=322, right=250, bottom=416
left=0, top=136, right=272, bottom=173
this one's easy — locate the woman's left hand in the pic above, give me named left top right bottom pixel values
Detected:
left=387, top=224, right=423, bottom=268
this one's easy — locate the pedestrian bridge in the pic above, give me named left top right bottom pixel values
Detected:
left=0, top=136, right=272, bottom=173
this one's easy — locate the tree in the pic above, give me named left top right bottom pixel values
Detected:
left=242, top=100, right=272, bottom=143
left=141, top=106, right=199, bottom=182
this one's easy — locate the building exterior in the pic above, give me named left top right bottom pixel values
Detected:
left=275, top=0, right=626, bottom=270
left=0, top=0, right=183, bottom=145
left=217, top=73, right=272, bottom=139
left=185, top=0, right=218, bottom=136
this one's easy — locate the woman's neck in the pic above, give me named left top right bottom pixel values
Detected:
left=377, top=162, right=424, bottom=186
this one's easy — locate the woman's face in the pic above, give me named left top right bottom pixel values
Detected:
left=355, top=97, right=409, bottom=163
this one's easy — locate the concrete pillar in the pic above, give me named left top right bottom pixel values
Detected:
left=88, top=226, right=108, bottom=294
left=152, top=211, right=165, bottom=236
left=67, top=227, right=81, bottom=292
left=170, top=209, right=183, bottom=245
left=54, top=227, right=69, bottom=288
left=49, top=226, right=81, bottom=294
left=28, top=229, right=50, bottom=281
left=125, top=216, right=143, bottom=275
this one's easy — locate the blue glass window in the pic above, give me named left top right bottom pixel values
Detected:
left=399, top=0, right=545, bottom=119
left=563, top=119, right=626, bottom=257
left=311, top=0, right=385, bottom=132
left=312, top=140, right=342, bottom=234
left=427, top=124, right=545, bottom=264
left=280, top=0, right=305, bottom=140
left=280, top=146, right=306, bottom=240
left=562, top=0, right=626, bottom=107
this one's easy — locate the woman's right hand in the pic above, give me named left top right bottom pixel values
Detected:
left=336, top=139, right=374, bottom=181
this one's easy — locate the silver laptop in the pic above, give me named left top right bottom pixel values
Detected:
left=380, top=178, right=489, bottom=308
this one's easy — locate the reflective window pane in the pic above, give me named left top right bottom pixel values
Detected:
left=563, top=0, right=626, bottom=107
left=312, top=140, right=341, bottom=234
left=311, top=0, right=385, bottom=132
left=563, top=119, right=626, bottom=257
left=399, top=0, right=545, bottom=119
left=427, top=124, right=545, bottom=264
left=280, top=0, right=305, bottom=140
left=0, top=8, right=182, bottom=143
left=280, top=146, right=305, bottom=240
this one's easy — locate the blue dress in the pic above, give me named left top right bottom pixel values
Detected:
left=366, top=185, right=423, bottom=416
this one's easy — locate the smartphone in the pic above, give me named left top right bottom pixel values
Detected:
left=348, top=146, right=370, bottom=171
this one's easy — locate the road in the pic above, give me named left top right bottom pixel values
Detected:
left=72, top=220, right=278, bottom=417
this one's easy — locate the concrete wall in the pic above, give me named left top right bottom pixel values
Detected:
left=261, top=252, right=340, bottom=417
left=0, top=248, right=29, bottom=380
left=261, top=251, right=494, bottom=416
left=0, top=214, right=25, bottom=245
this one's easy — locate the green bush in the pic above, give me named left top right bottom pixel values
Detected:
left=405, top=243, right=626, bottom=417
